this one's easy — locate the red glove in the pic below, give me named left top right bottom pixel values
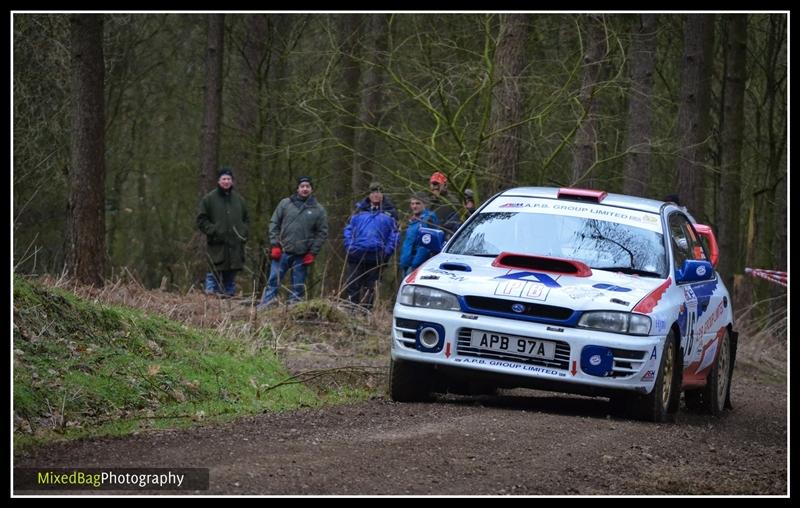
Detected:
left=302, top=253, right=315, bottom=265
left=271, top=246, right=282, bottom=260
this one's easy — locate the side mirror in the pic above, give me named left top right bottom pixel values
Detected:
left=693, top=224, right=719, bottom=268
left=676, top=259, right=715, bottom=284
left=418, top=227, right=445, bottom=254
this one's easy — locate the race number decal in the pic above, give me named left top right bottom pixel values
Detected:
left=521, top=282, right=550, bottom=301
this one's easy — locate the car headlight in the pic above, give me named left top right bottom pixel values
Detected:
left=399, top=285, right=460, bottom=311
left=577, top=311, right=652, bottom=336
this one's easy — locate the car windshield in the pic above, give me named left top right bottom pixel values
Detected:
left=447, top=206, right=668, bottom=278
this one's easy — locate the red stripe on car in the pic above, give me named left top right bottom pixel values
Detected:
left=633, top=277, right=672, bottom=314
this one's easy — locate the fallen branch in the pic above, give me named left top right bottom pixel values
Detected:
left=261, top=365, right=387, bottom=394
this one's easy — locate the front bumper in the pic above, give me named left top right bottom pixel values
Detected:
left=392, top=304, right=667, bottom=395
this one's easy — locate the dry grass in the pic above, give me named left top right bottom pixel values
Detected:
left=35, top=273, right=392, bottom=370
left=32, top=272, right=785, bottom=379
left=733, top=296, right=788, bottom=374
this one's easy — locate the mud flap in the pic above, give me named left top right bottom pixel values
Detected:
left=724, top=330, right=738, bottom=409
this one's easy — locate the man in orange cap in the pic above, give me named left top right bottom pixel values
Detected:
left=428, top=171, right=461, bottom=238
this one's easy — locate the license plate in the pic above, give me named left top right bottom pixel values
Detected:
left=469, top=330, right=556, bottom=360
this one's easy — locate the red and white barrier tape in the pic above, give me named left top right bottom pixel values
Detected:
left=745, top=267, right=787, bottom=287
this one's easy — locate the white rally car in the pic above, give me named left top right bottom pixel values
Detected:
left=390, top=187, right=738, bottom=422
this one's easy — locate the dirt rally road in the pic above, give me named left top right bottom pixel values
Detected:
left=14, top=359, right=786, bottom=496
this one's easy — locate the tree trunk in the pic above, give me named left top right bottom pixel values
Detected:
left=743, top=15, right=787, bottom=313
left=717, top=14, right=746, bottom=290
left=254, top=15, right=286, bottom=292
left=193, top=14, right=225, bottom=289
left=622, top=14, right=657, bottom=198
left=67, top=14, right=106, bottom=287
left=765, top=16, right=788, bottom=311
left=486, top=14, right=529, bottom=195
left=137, top=163, right=152, bottom=285
left=675, top=14, right=714, bottom=222
left=353, top=14, right=389, bottom=191
left=198, top=14, right=224, bottom=198
left=328, top=14, right=362, bottom=295
left=772, top=159, right=787, bottom=315
left=570, top=15, right=607, bottom=188
left=332, top=14, right=362, bottom=201
left=232, top=14, right=268, bottom=199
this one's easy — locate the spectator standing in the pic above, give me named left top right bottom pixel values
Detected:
left=258, top=176, right=328, bottom=308
left=343, top=182, right=400, bottom=309
left=196, top=167, right=249, bottom=297
left=353, top=181, right=399, bottom=220
left=663, top=194, right=688, bottom=212
left=463, top=188, right=477, bottom=216
left=428, top=171, right=461, bottom=238
left=398, top=191, right=439, bottom=277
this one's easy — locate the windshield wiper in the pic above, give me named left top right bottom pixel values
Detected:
left=592, top=266, right=663, bottom=278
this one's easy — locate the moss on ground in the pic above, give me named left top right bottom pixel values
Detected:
left=13, top=276, right=325, bottom=450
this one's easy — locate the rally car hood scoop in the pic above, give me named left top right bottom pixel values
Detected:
left=491, top=252, right=592, bottom=277
left=438, top=262, right=472, bottom=272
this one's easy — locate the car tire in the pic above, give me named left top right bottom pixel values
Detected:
left=389, top=358, right=433, bottom=402
left=609, top=392, right=633, bottom=418
left=632, top=330, right=680, bottom=423
left=684, top=330, right=732, bottom=416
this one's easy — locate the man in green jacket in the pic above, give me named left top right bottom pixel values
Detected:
left=258, top=176, right=328, bottom=307
left=196, top=168, right=249, bottom=296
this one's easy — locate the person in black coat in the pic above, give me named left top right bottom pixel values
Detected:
left=196, top=168, right=249, bottom=297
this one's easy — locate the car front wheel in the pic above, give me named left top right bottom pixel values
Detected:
left=389, top=358, right=433, bottom=402
left=632, top=330, right=680, bottom=422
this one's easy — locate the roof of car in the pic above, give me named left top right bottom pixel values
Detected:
left=498, top=187, right=666, bottom=214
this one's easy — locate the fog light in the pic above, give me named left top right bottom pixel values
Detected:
left=415, top=322, right=445, bottom=353
left=419, top=327, right=440, bottom=348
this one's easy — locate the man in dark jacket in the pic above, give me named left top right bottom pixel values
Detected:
left=258, top=176, right=328, bottom=307
left=343, top=182, right=399, bottom=309
left=196, top=167, right=249, bottom=296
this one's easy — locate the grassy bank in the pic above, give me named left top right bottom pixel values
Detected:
left=13, top=276, right=328, bottom=450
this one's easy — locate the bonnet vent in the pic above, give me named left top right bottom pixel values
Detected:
left=439, top=262, right=472, bottom=272
left=492, top=252, right=592, bottom=277
left=557, top=188, right=608, bottom=203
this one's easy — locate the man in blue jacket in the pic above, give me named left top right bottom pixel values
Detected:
left=343, top=182, right=399, bottom=309
left=399, top=191, right=439, bottom=278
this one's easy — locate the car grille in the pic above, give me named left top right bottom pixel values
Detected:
left=457, top=328, right=571, bottom=370
left=462, top=296, right=574, bottom=322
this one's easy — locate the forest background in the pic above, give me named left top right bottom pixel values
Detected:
left=12, top=12, right=787, bottom=312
